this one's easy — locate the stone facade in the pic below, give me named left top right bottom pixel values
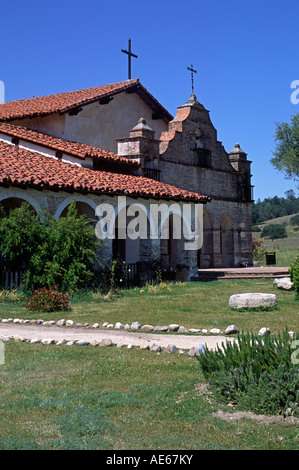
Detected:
left=117, top=94, right=253, bottom=268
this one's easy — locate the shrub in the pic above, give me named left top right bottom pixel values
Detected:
left=289, top=255, right=299, bottom=299
left=252, top=238, right=265, bottom=261
left=0, top=288, right=26, bottom=303
left=196, top=330, right=299, bottom=417
left=24, top=286, right=71, bottom=312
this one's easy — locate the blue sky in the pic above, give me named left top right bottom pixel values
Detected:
left=1, top=0, right=298, bottom=201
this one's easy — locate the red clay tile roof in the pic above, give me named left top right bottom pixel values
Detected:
left=0, top=122, right=139, bottom=167
left=0, top=140, right=210, bottom=202
left=0, top=80, right=173, bottom=123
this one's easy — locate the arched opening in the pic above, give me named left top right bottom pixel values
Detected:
left=112, top=204, right=148, bottom=264
left=160, top=212, right=180, bottom=273
left=220, top=216, right=234, bottom=267
left=60, top=201, right=97, bottom=222
left=198, top=209, right=213, bottom=268
left=0, top=197, right=37, bottom=218
left=112, top=203, right=150, bottom=286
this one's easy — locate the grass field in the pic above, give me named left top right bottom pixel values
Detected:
left=0, top=339, right=298, bottom=450
left=0, top=279, right=299, bottom=450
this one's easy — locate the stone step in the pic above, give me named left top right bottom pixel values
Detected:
left=192, top=267, right=289, bottom=282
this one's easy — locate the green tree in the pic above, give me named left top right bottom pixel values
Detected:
left=290, top=213, right=299, bottom=228
left=252, top=192, right=299, bottom=224
left=0, top=203, right=43, bottom=269
left=261, top=224, right=287, bottom=240
left=271, top=114, right=299, bottom=184
left=0, top=202, right=102, bottom=292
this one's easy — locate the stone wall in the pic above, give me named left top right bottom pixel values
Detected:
left=156, top=95, right=253, bottom=268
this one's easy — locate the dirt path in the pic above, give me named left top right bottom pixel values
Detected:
left=0, top=323, right=234, bottom=350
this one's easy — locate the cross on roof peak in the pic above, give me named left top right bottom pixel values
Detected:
left=187, top=64, right=197, bottom=94
left=121, top=38, right=138, bottom=80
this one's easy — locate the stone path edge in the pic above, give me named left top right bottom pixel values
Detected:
left=0, top=323, right=234, bottom=352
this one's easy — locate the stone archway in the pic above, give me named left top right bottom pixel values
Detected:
left=0, top=196, right=38, bottom=218
left=159, top=207, right=185, bottom=273
left=54, top=195, right=98, bottom=221
left=60, top=201, right=97, bottom=222
left=198, top=209, right=214, bottom=268
left=0, top=190, right=41, bottom=217
left=112, top=202, right=149, bottom=265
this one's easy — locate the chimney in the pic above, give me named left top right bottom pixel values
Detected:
left=116, top=117, right=159, bottom=164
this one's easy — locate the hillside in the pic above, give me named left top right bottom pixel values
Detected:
left=252, top=191, right=299, bottom=224
left=263, top=213, right=299, bottom=225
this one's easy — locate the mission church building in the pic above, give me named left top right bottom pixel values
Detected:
left=0, top=78, right=253, bottom=284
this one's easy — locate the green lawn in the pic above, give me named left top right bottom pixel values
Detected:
left=0, top=279, right=298, bottom=450
left=1, top=279, right=298, bottom=334
left=0, top=341, right=298, bottom=450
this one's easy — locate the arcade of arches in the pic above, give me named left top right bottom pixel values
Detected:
left=0, top=187, right=251, bottom=284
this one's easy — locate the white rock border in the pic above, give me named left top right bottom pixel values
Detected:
left=0, top=327, right=296, bottom=357
left=1, top=316, right=237, bottom=336
left=1, top=317, right=296, bottom=358
left=0, top=333, right=183, bottom=354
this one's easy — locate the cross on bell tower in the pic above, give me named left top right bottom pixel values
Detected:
left=187, top=64, right=197, bottom=94
left=121, top=38, right=138, bottom=80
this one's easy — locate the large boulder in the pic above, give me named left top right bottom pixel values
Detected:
left=229, top=293, right=277, bottom=310
left=273, top=277, right=294, bottom=291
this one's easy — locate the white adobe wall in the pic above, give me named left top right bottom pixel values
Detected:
left=12, top=92, right=168, bottom=153
left=64, top=92, right=168, bottom=152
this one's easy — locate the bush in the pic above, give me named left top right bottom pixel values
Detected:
left=289, top=255, right=299, bottom=299
left=196, top=330, right=299, bottom=417
left=24, top=286, right=71, bottom=312
left=252, top=239, right=265, bottom=261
